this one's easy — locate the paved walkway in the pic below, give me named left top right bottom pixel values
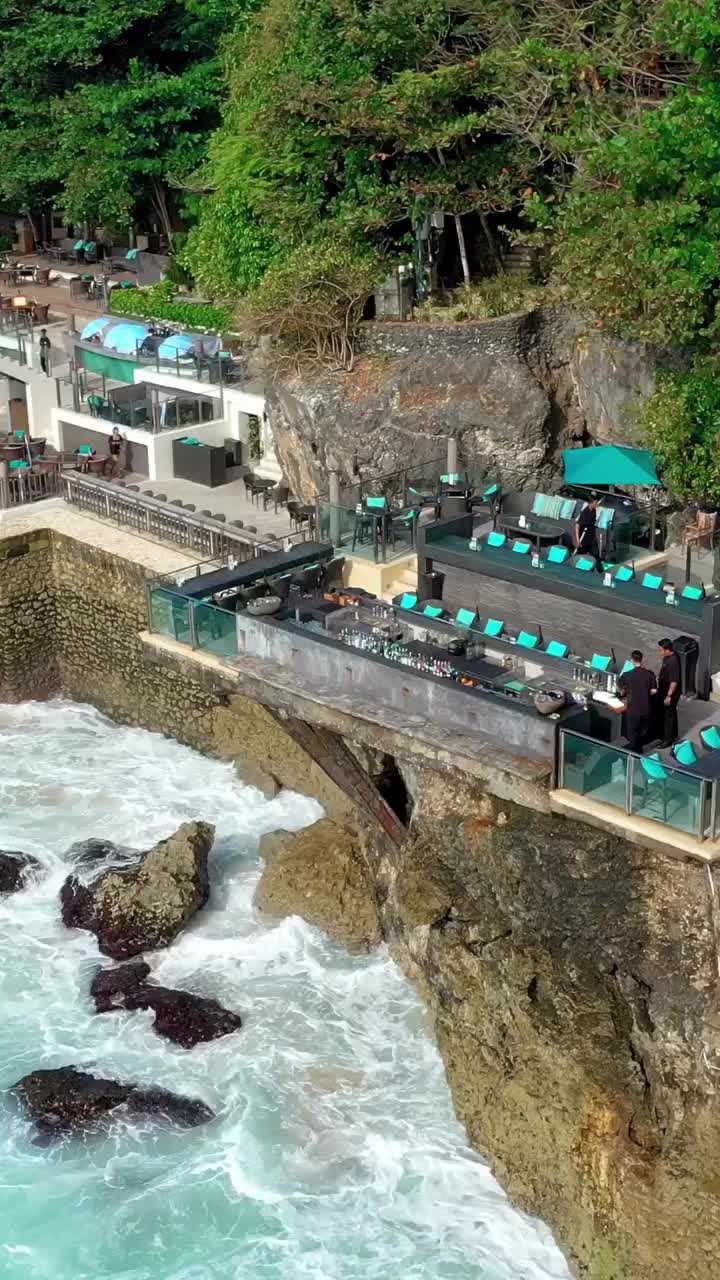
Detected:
left=0, top=498, right=193, bottom=574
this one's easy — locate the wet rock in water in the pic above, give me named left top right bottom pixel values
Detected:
left=0, top=850, right=42, bottom=894
left=66, top=838, right=138, bottom=869
left=90, top=962, right=243, bottom=1049
left=12, top=1067, right=214, bottom=1140
left=60, top=821, right=215, bottom=960
left=255, top=819, right=382, bottom=950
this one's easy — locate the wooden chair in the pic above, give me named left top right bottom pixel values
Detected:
left=34, top=269, right=50, bottom=287
left=32, top=302, right=49, bottom=323
left=683, top=510, right=717, bottom=552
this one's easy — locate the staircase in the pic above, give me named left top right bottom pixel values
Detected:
left=502, top=245, right=535, bottom=276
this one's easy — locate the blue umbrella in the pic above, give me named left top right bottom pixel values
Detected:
left=157, top=333, right=197, bottom=360
left=80, top=316, right=114, bottom=342
left=104, top=322, right=149, bottom=355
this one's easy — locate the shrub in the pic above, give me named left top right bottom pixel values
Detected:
left=110, top=282, right=232, bottom=334
left=238, top=233, right=384, bottom=370
left=416, top=274, right=559, bottom=323
left=640, top=366, right=720, bottom=507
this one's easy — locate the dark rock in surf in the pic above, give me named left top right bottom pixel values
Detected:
left=90, top=962, right=243, bottom=1049
left=66, top=838, right=134, bottom=868
left=60, top=821, right=215, bottom=959
left=0, top=850, right=42, bottom=894
left=12, top=1066, right=214, bottom=1140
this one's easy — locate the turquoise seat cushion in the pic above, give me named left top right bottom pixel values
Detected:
left=516, top=630, right=539, bottom=649
left=484, top=618, right=504, bottom=637
left=559, top=498, right=577, bottom=519
left=365, top=495, right=387, bottom=510
left=673, top=740, right=698, bottom=766
left=441, top=472, right=460, bottom=484
left=398, top=592, right=418, bottom=610
left=642, top=572, right=663, bottom=590
left=597, top=506, right=614, bottom=529
left=615, top=565, right=634, bottom=582
left=512, top=540, right=531, bottom=555
left=9, top=459, right=29, bottom=470
left=641, top=753, right=668, bottom=780
left=180, top=436, right=201, bottom=445
left=701, top=725, right=720, bottom=750
left=620, top=659, right=634, bottom=675
left=591, top=653, right=612, bottom=671
left=575, top=557, right=595, bottom=571
left=487, top=531, right=506, bottom=548
left=455, top=607, right=476, bottom=628
left=77, top=444, right=94, bottom=455
left=545, top=639, right=568, bottom=658
left=73, top=239, right=85, bottom=250
left=547, top=545, right=569, bottom=564
left=682, top=584, right=705, bottom=600
left=423, top=604, right=444, bottom=618
left=482, top=483, right=499, bottom=498
left=531, top=493, right=547, bottom=516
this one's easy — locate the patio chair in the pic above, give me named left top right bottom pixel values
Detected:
left=32, top=302, right=49, bottom=323
left=590, top=653, right=614, bottom=672
left=511, top=539, right=532, bottom=555
left=87, top=394, right=105, bottom=417
left=34, top=269, right=50, bottom=287
left=700, top=726, right=720, bottom=752
left=486, top=531, right=506, bottom=548
left=545, top=639, right=569, bottom=658
left=683, top=510, right=717, bottom=552
left=671, top=740, right=699, bottom=767
left=546, top=545, right=569, bottom=565
left=641, top=572, right=663, bottom=591
left=636, top=755, right=671, bottom=822
left=483, top=618, right=504, bottom=638
left=454, top=607, right=478, bottom=629
left=516, top=629, right=541, bottom=649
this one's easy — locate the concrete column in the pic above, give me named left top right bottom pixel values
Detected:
left=446, top=436, right=458, bottom=480
left=0, top=459, right=7, bottom=508
left=329, top=468, right=341, bottom=547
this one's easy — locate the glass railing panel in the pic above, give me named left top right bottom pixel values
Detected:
left=631, top=764, right=705, bottom=837
left=316, top=501, right=413, bottom=562
left=561, top=732, right=629, bottom=810
left=193, top=601, right=237, bottom=658
left=148, top=587, right=191, bottom=644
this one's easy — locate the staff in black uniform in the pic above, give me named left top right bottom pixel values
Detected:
left=657, top=637, right=681, bottom=747
left=575, top=494, right=603, bottom=573
left=617, top=650, right=657, bottom=753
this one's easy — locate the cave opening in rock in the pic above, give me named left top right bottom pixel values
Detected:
left=375, top=754, right=413, bottom=827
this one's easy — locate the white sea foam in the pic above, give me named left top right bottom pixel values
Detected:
left=0, top=700, right=571, bottom=1280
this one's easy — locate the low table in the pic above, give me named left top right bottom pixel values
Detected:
left=500, top=515, right=567, bottom=550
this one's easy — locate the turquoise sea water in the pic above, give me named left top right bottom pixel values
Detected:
left=0, top=701, right=570, bottom=1280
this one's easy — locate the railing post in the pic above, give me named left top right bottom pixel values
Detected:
left=189, top=599, right=198, bottom=649
left=558, top=730, right=565, bottom=788
left=711, top=780, right=719, bottom=842
left=626, top=752, right=634, bottom=814
left=700, top=780, right=709, bottom=842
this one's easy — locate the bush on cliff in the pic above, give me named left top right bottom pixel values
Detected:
left=110, top=282, right=233, bottom=335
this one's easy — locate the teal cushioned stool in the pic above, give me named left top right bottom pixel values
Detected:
left=483, top=618, right=504, bottom=637
left=575, top=557, right=595, bottom=571
left=547, top=545, right=569, bottom=565
left=641, top=572, right=663, bottom=590
left=422, top=604, right=444, bottom=618
left=398, top=592, right=418, bottom=611
left=512, top=539, right=531, bottom=555
left=483, top=483, right=499, bottom=499
left=487, top=531, right=506, bottom=548
left=615, top=565, right=634, bottom=583
left=591, top=653, right=612, bottom=671
left=619, top=659, right=634, bottom=676
left=455, top=607, right=477, bottom=628
left=700, top=726, right=720, bottom=751
left=77, top=444, right=94, bottom=456
left=672, top=740, right=698, bottom=767
left=365, top=495, right=387, bottom=511
left=545, top=639, right=568, bottom=658
left=682, top=584, right=705, bottom=601
left=8, top=459, right=29, bottom=470
left=641, top=753, right=669, bottom=781
left=516, top=630, right=539, bottom=649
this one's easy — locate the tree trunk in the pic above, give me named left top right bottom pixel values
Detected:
left=436, top=147, right=471, bottom=288
left=150, top=178, right=174, bottom=250
left=480, top=212, right=504, bottom=273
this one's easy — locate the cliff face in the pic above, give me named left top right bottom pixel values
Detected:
left=259, top=760, right=720, bottom=1280
left=267, top=308, right=682, bottom=500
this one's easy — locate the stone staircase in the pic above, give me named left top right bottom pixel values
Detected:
left=502, top=245, right=535, bottom=276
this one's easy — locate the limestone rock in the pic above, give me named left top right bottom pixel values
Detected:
left=234, top=758, right=281, bottom=799
left=12, top=1067, right=214, bottom=1140
left=90, top=962, right=243, bottom=1049
left=0, top=850, right=42, bottom=894
left=66, top=838, right=138, bottom=869
left=254, top=818, right=382, bottom=949
left=60, top=821, right=215, bottom=959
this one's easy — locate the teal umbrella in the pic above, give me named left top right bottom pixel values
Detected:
left=562, top=445, right=660, bottom=488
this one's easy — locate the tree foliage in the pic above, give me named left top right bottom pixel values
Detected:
left=641, top=367, right=720, bottom=506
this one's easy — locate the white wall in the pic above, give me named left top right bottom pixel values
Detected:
left=52, top=407, right=229, bottom=481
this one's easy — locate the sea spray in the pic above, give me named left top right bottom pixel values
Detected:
left=0, top=700, right=570, bottom=1280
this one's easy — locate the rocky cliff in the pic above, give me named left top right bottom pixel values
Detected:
left=268, top=308, right=683, bottom=499
left=258, top=762, right=720, bottom=1280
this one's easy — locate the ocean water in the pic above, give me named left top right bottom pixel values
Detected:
left=0, top=700, right=570, bottom=1280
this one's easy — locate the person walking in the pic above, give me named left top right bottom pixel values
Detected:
left=657, top=638, right=681, bottom=746
left=575, top=493, right=603, bottom=573
left=617, top=650, right=657, bottom=753
left=106, top=427, right=126, bottom=478
left=38, top=328, right=51, bottom=376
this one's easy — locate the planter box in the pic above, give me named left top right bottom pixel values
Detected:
left=172, top=438, right=226, bottom=488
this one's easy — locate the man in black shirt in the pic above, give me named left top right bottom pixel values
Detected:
left=618, top=650, right=657, bottom=753
left=657, top=637, right=681, bottom=746
left=575, top=494, right=603, bottom=572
